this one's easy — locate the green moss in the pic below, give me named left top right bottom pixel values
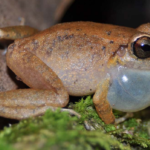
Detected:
left=74, top=96, right=150, bottom=148
left=0, top=109, right=127, bottom=150
left=74, top=96, right=104, bottom=123
left=0, top=141, right=15, bottom=150
left=0, top=96, right=149, bottom=149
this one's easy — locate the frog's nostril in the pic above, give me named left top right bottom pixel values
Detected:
left=116, top=45, right=127, bottom=57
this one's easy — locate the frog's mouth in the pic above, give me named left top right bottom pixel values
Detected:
left=107, top=66, right=150, bottom=112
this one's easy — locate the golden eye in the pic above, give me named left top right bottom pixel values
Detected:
left=133, top=37, right=150, bottom=59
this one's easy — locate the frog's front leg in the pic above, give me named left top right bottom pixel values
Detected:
left=0, top=43, right=69, bottom=120
left=93, top=78, right=115, bottom=124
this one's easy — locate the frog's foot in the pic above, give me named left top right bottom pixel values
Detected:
left=61, top=108, right=94, bottom=130
left=61, top=109, right=100, bottom=130
left=0, top=26, right=39, bottom=40
left=115, top=112, right=134, bottom=124
left=61, top=108, right=81, bottom=118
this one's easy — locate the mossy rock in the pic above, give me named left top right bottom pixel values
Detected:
left=0, top=96, right=149, bottom=150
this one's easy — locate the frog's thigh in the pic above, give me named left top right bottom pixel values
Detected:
left=0, top=89, right=69, bottom=120
left=0, top=26, right=39, bottom=40
left=0, top=49, right=69, bottom=120
left=93, top=78, right=115, bottom=124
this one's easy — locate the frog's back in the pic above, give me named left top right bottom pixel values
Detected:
left=16, top=22, right=138, bottom=96
left=31, top=22, right=137, bottom=64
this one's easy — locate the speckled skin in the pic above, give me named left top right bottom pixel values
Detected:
left=7, top=22, right=137, bottom=96
left=1, top=22, right=150, bottom=124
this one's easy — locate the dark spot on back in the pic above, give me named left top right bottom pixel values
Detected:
left=57, top=36, right=61, bottom=41
left=32, top=39, right=39, bottom=50
left=106, top=31, right=111, bottom=35
left=63, top=35, right=68, bottom=39
left=76, top=29, right=82, bottom=31
left=110, top=41, right=114, bottom=44
left=61, top=50, right=69, bottom=59
left=57, top=34, right=74, bottom=42
left=102, top=46, right=106, bottom=50
left=46, top=48, right=53, bottom=56
left=52, top=40, right=56, bottom=47
left=102, top=46, right=106, bottom=56
left=69, top=34, right=74, bottom=38
left=74, top=79, right=78, bottom=84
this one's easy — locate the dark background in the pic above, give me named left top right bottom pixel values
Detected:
left=60, top=0, right=150, bottom=28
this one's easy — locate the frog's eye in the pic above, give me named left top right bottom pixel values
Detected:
left=133, top=37, right=150, bottom=59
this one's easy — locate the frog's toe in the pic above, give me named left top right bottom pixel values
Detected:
left=115, top=112, right=134, bottom=124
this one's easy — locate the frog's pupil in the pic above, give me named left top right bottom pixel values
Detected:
left=141, top=44, right=150, bottom=52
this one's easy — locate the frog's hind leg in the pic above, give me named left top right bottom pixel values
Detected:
left=93, top=78, right=115, bottom=124
left=0, top=88, right=69, bottom=120
left=0, top=26, right=39, bottom=56
left=0, top=42, right=69, bottom=120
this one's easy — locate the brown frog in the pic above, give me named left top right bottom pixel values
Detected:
left=0, top=22, right=150, bottom=124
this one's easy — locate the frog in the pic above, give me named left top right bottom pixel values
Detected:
left=0, top=21, right=150, bottom=124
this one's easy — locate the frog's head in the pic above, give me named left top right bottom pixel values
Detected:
left=107, top=33, right=150, bottom=112
left=116, top=33, right=150, bottom=69
left=127, top=23, right=150, bottom=67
